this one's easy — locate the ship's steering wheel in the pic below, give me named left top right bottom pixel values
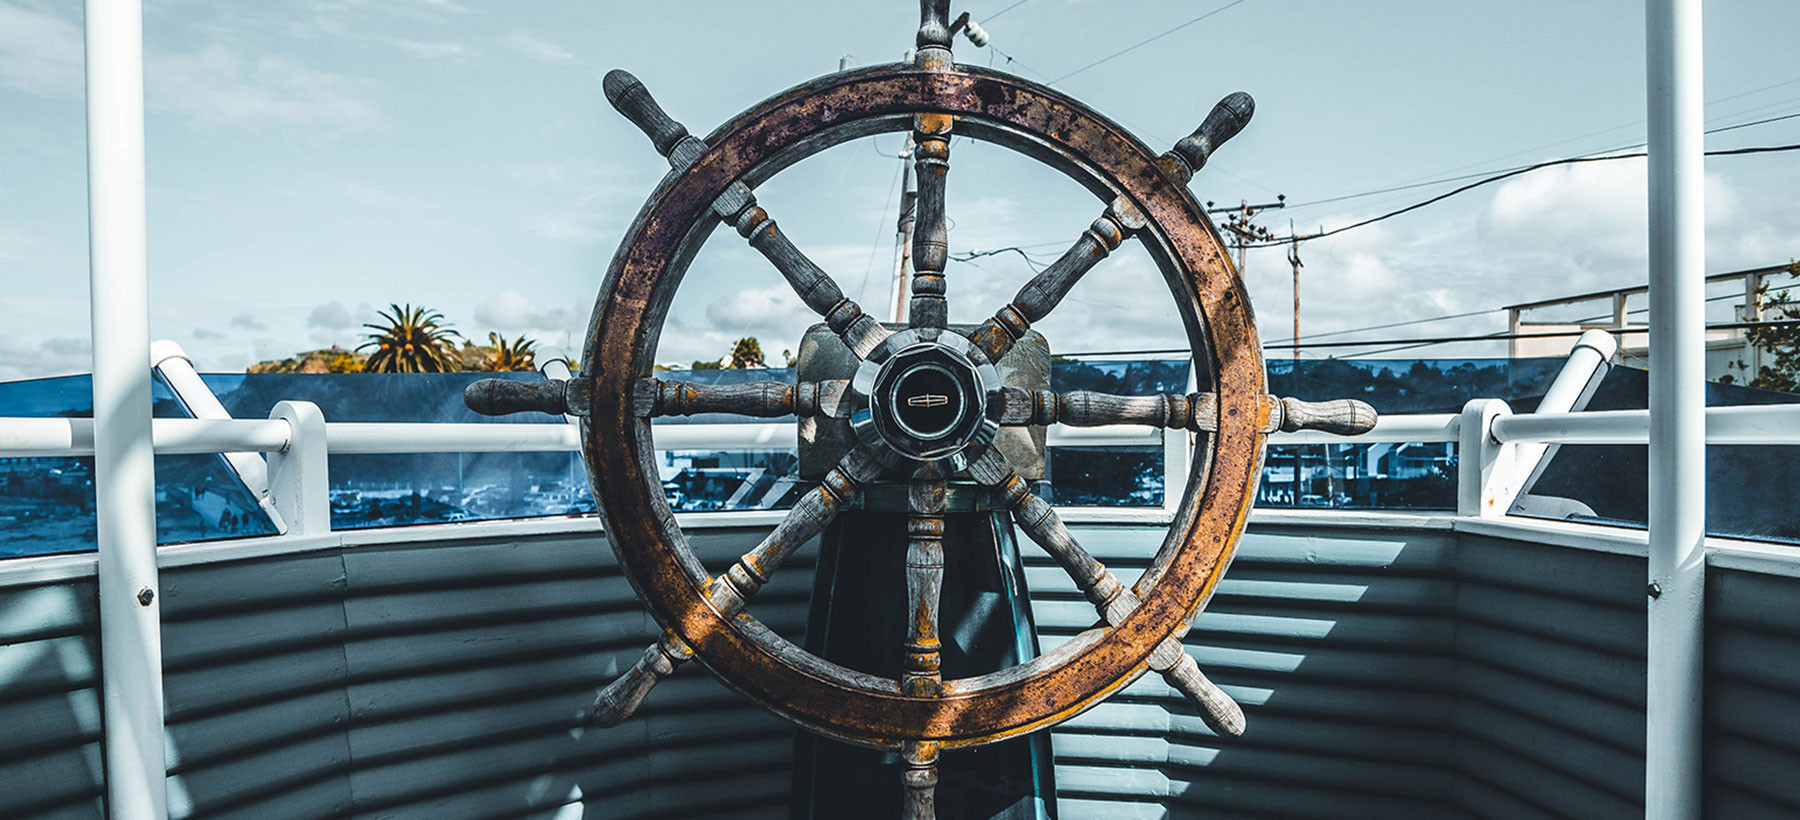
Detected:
left=465, top=2, right=1375, bottom=816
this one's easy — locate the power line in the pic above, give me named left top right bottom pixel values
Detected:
left=1263, top=307, right=1505, bottom=345
left=1242, top=140, right=1800, bottom=249
left=981, top=0, right=1031, bottom=22
left=1283, top=110, right=1800, bottom=212
left=1047, top=0, right=1253, bottom=84
left=1054, top=319, right=1800, bottom=359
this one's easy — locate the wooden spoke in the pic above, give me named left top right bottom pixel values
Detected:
left=967, top=197, right=1143, bottom=362
left=908, top=114, right=953, bottom=329
left=968, top=92, right=1258, bottom=362
left=902, top=471, right=948, bottom=697
left=602, top=69, right=887, bottom=358
left=634, top=378, right=850, bottom=419
left=901, top=739, right=940, bottom=820
left=966, top=449, right=1246, bottom=737
left=996, top=389, right=1377, bottom=436
left=999, top=388, right=1217, bottom=430
left=730, top=200, right=889, bottom=358
left=1268, top=395, right=1379, bottom=436
left=589, top=446, right=883, bottom=727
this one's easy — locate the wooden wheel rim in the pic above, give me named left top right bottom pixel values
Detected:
left=582, top=64, right=1267, bottom=750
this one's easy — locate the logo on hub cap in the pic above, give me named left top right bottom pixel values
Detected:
left=849, top=330, right=1003, bottom=471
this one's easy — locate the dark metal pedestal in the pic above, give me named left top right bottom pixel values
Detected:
left=789, top=504, right=1056, bottom=820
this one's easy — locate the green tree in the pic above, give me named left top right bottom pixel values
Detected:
left=728, top=337, right=766, bottom=369
left=484, top=332, right=539, bottom=372
left=358, top=304, right=462, bottom=373
left=1730, top=262, right=1800, bottom=393
left=249, top=346, right=367, bottom=374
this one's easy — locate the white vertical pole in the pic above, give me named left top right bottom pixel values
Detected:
left=84, top=0, right=168, bottom=817
left=1646, top=0, right=1705, bottom=816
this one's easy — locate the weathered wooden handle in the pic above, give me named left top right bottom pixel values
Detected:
left=464, top=378, right=566, bottom=417
left=602, top=69, right=689, bottom=157
left=917, top=0, right=952, bottom=48
left=590, top=632, right=691, bottom=727
left=1150, top=637, right=1246, bottom=737
left=1277, top=396, right=1378, bottom=436
left=901, top=741, right=940, bottom=820
left=1165, top=92, right=1255, bottom=179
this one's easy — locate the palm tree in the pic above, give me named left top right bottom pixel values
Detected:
left=484, top=332, right=539, bottom=372
left=358, top=304, right=462, bottom=373
left=728, top=337, right=766, bottom=369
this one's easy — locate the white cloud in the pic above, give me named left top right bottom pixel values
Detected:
left=388, top=38, right=470, bottom=60
left=473, top=289, right=583, bottom=356
left=0, top=1, right=83, bottom=97
left=0, top=336, right=90, bottom=380
left=307, top=301, right=355, bottom=329
left=0, top=6, right=382, bottom=132
left=503, top=31, right=581, bottom=65
left=192, top=327, right=226, bottom=340
left=230, top=313, right=267, bottom=330
left=147, top=45, right=384, bottom=131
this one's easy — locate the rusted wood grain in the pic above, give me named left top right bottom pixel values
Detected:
left=909, top=114, right=953, bottom=329
left=633, top=378, right=850, bottom=419
left=903, top=474, right=948, bottom=698
left=901, top=739, right=940, bottom=820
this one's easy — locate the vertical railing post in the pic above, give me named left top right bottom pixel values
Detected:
left=1456, top=399, right=1516, bottom=518
left=1646, top=0, right=1706, bottom=814
left=268, top=401, right=331, bottom=535
left=84, top=0, right=167, bottom=816
left=1163, top=364, right=1197, bottom=518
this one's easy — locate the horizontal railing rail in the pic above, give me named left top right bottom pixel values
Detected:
left=3, top=330, right=1798, bottom=544
left=1490, top=404, right=1800, bottom=445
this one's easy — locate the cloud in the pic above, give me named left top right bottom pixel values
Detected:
left=307, top=301, right=355, bottom=329
left=0, top=336, right=91, bottom=380
left=0, top=1, right=83, bottom=97
left=0, top=7, right=382, bottom=132
left=230, top=313, right=267, bottom=330
left=503, top=31, right=581, bottom=65
left=147, top=45, right=384, bottom=132
left=192, top=328, right=226, bottom=340
left=473, top=289, right=583, bottom=355
left=388, top=38, right=470, bottom=60
left=703, top=284, right=808, bottom=338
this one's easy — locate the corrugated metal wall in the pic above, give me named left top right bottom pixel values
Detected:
left=4, top=521, right=1800, bottom=818
left=1, top=527, right=808, bottom=820
left=1034, top=522, right=1462, bottom=819
left=1706, top=566, right=1800, bottom=818
left=1450, top=536, right=1647, bottom=819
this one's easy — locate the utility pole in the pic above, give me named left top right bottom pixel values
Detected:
left=887, top=17, right=988, bottom=322
left=890, top=135, right=918, bottom=323
left=1287, top=223, right=1303, bottom=362
left=1207, top=196, right=1284, bottom=279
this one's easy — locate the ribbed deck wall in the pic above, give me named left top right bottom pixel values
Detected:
left=2, top=518, right=1798, bottom=818
left=1705, top=565, right=1800, bottom=817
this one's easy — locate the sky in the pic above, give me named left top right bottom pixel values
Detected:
left=2, top=0, right=1798, bottom=380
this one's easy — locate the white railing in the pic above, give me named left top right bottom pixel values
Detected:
left=4, top=330, right=1800, bottom=540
